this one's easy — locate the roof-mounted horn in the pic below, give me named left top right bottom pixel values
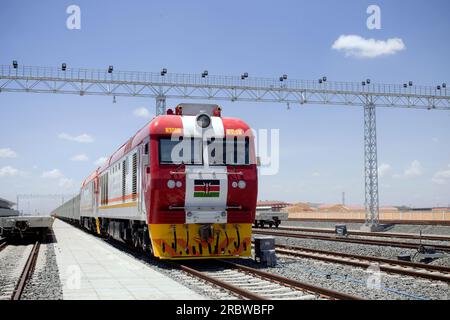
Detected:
left=175, top=103, right=221, bottom=116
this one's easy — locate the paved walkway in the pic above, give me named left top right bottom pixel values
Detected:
left=52, top=219, right=205, bottom=300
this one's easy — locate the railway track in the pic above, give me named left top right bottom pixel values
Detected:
left=169, top=260, right=362, bottom=300
left=270, top=226, right=450, bottom=242
left=0, top=241, right=41, bottom=300
left=254, top=229, right=450, bottom=252
left=274, top=244, right=450, bottom=283
left=288, top=218, right=450, bottom=226
left=103, top=236, right=362, bottom=300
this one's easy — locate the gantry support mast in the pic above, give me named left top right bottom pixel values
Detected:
left=1, top=65, right=449, bottom=230
left=364, top=102, right=380, bottom=229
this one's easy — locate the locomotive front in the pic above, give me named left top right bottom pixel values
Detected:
left=146, top=104, right=257, bottom=259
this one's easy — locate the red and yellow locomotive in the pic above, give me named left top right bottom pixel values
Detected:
left=57, top=103, right=257, bottom=259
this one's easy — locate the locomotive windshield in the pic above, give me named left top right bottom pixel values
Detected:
left=159, top=137, right=202, bottom=164
left=207, top=137, right=250, bottom=165
left=159, top=137, right=250, bottom=165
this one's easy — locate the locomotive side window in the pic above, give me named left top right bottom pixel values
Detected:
left=159, top=138, right=182, bottom=164
left=159, top=137, right=202, bottom=164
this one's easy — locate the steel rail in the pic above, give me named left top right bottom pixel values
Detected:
left=274, top=244, right=450, bottom=283
left=253, top=230, right=450, bottom=252
left=218, top=260, right=362, bottom=300
left=168, top=261, right=266, bottom=300
left=11, top=241, right=40, bottom=300
left=288, top=218, right=450, bottom=226
left=0, top=240, right=7, bottom=252
left=270, top=226, right=450, bottom=242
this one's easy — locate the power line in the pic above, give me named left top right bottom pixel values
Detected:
left=2, top=64, right=449, bottom=231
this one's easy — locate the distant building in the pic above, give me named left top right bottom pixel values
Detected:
left=432, top=207, right=450, bottom=212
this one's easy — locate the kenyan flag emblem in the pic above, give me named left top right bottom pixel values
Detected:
left=194, top=180, right=220, bottom=198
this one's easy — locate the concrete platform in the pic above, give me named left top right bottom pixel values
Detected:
left=52, top=219, right=205, bottom=300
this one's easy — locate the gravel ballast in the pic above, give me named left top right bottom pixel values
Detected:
left=284, top=220, right=450, bottom=236
left=0, top=244, right=32, bottom=300
left=234, top=253, right=449, bottom=300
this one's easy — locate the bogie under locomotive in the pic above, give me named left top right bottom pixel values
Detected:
left=53, top=104, right=258, bottom=259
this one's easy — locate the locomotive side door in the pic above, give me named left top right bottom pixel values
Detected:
left=93, top=176, right=99, bottom=217
left=139, top=138, right=150, bottom=215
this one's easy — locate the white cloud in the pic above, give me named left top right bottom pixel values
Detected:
left=41, top=169, right=75, bottom=190
left=0, top=166, right=20, bottom=177
left=378, top=163, right=391, bottom=178
left=332, top=35, right=406, bottom=58
left=58, top=133, right=94, bottom=143
left=404, top=160, right=423, bottom=178
left=133, top=107, right=152, bottom=119
left=94, top=157, right=108, bottom=166
left=432, top=164, right=450, bottom=185
left=312, top=172, right=320, bottom=177
left=70, top=154, right=88, bottom=161
left=58, top=177, right=74, bottom=189
left=0, top=148, right=18, bottom=158
left=41, top=169, right=64, bottom=179
left=393, top=160, right=423, bottom=179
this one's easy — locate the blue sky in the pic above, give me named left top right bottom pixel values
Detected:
left=0, top=0, right=449, bottom=208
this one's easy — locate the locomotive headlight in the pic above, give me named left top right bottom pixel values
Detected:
left=167, top=180, right=175, bottom=189
left=175, top=181, right=182, bottom=188
left=238, top=180, right=246, bottom=189
left=232, top=181, right=238, bottom=188
left=196, top=113, right=211, bottom=128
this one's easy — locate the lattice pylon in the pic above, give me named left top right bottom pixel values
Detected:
left=364, top=102, right=380, bottom=226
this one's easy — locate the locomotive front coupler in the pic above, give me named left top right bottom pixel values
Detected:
left=198, top=224, right=214, bottom=242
